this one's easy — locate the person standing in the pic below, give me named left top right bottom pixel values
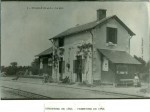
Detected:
left=133, top=73, right=140, bottom=87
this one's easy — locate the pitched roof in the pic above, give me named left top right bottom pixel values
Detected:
left=98, top=49, right=141, bottom=64
left=36, top=47, right=53, bottom=57
left=50, top=15, right=135, bottom=39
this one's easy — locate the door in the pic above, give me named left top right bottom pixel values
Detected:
left=76, top=56, right=82, bottom=82
left=48, top=66, right=52, bottom=76
left=59, top=58, right=63, bottom=81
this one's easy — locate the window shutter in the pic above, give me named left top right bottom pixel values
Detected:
left=115, top=29, right=117, bottom=44
left=82, top=59, right=85, bottom=73
left=73, top=60, right=78, bottom=73
left=62, top=61, right=65, bottom=73
left=73, top=60, right=76, bottom=73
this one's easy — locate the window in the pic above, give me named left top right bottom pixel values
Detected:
left=116, top=65, right=128, bottom=74
left=107, top=27, right=117, bottom=44
left=58, top=38, right=64, bottom=47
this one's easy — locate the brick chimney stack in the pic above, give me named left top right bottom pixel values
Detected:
left=97, top=9, right=107, bottom=20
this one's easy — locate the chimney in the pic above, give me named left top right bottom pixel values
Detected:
left=97, top=9, right=107, bottom=20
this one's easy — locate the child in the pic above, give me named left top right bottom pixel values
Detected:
left=43, top=72, right=48, bottom=83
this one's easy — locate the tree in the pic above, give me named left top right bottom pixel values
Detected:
left=2, top=62, right=18, bottom=75
left=1, top=62, right=30, bottom=76
left=134, top=55, right=146, bottom=65
left=77, top=42, right=93, bottom=84
left=145, top=60, right=150, bottom=72
left=134, top=55, right=150, bottom=83
left=10, top=62, right=17, bottom=67
left=134, top=55, right=147, bottom=73
left=31, top=58, right=40, bottom=75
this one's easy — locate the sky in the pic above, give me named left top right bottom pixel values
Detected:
left=1, top=1, right=149, bottom=66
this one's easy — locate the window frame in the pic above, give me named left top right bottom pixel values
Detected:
left=106, top=27, right=117, bottom=44
left=58, top=38, right=64, bottom=47
left=116, top=64, right=128, bottom=75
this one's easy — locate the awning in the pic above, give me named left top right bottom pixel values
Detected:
left=98, top=49, right=141, bottom=64
left=36, top=47, right=53, bottom=57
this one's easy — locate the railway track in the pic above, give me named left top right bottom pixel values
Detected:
left=1, top=86, right=51, bottom=100
left=0, top=80, right=148, bottom=99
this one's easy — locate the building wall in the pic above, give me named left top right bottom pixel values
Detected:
left=92, top=18, right=131, bottom=82
left=52, top=18, right=132, bottom=84
left=93, top=18, right=131, bottom=51
left=64, top=31, right=92, bottom=84
left=54, top=31, right=93, bottom=84
left=101, top=61, right=116, bottom=85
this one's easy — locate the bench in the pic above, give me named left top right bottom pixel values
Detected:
left=119, top=79, right=134, bottom=86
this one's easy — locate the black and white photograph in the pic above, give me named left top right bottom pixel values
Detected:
left=0, top=1, right=150, bottom=99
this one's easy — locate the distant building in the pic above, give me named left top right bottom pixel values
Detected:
left=37, top=9, right=140, bottom=85
left=36, top=47, right=53, bottom=76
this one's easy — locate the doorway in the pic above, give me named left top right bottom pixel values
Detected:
left=76, top=56, right=82, bottom=82
left=59, top=57, right=64, bottom=81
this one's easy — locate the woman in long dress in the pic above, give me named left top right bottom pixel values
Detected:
left=133, top=73, right=140, bottom=87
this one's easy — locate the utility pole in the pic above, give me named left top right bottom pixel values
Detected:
left=141, top=37, right=144, bottom=59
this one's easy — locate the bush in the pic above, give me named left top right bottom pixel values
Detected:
left=2, top=66, right=18, bottom=76
left=62, top=76, right=70, bottom=84
left=140, top=73, right=149, bottom=83
left=1, top=64, right=30, bottom=76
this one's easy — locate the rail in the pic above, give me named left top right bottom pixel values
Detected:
left=1, top=86, right=51, bottom=99
left=1, top=80, right=148, bottom=99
